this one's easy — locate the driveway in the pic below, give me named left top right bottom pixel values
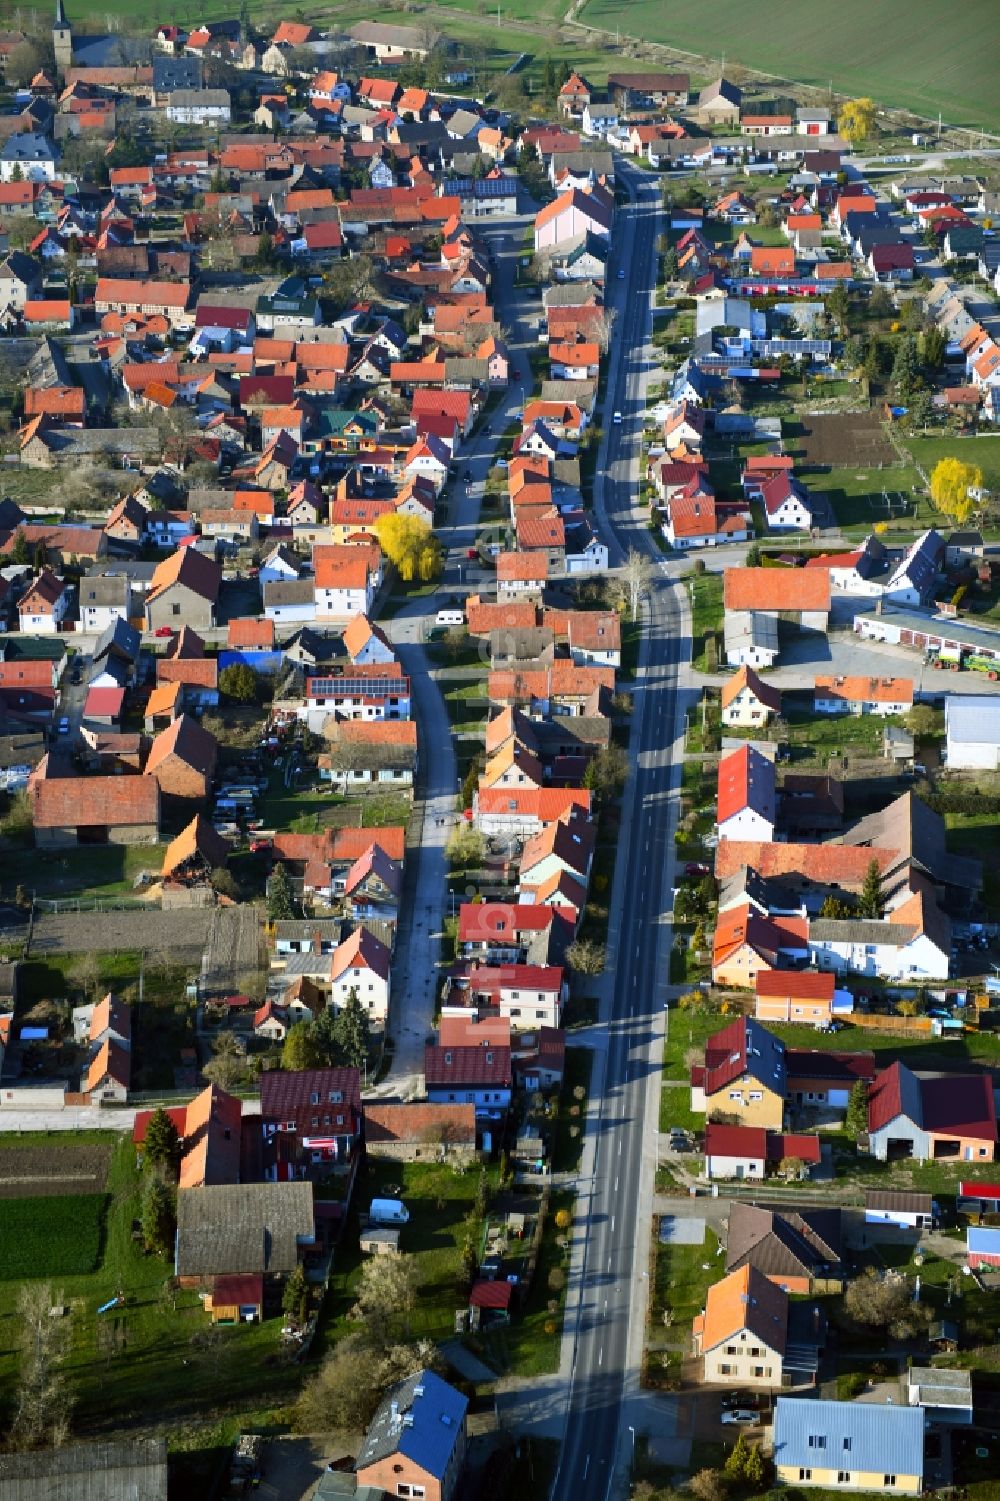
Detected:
left=658, top=1216, right=705, bottom=1246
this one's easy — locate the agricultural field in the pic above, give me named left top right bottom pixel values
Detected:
left=796, top=412, right=897, bottom=471
left=0, top=1194, right=106, bottom=1280
left=578, top=0, right=1000, bottom=130
left=0, top=1140, right=112, bottom=1199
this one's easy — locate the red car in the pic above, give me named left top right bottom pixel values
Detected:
left=154, top=626, right=175, bottom=639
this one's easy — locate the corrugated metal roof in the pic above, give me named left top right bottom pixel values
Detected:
left=773, top=1397, right=924, bottom=1479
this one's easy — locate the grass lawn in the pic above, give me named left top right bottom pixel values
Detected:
left=478, top=1188, right=574, bottom=1379
left=904, top=435, right=1000, bottom=495
left=0, top=1193, right=106, bottom=1280
left=802, top=464, right=929, bottom=535
left=651, top=1220, right=718, bottom=1329
left=663, top=1005, right=1000, bottom=1083
left=782, top=703, right=902, bottom=764
left=6, top=844, right=168, bottom=904
left=579, top=0, right=1000, bottom=128
left=687, top=572, right=724, bottom=674
left=259, top=769, right=410, bottom=835
left=659, top=1083, right=702, bottom=1136
left=0, top=1137, right=300, bottom=1437
left=322, top=1156, right=489, bottom=1348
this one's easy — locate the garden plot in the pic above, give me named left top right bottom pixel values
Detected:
left=0, top=1141, right=112, bottom=1199
left=798, top=412, right=897, bottom=471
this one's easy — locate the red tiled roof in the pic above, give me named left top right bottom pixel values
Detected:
left=755, top=971, right=835, bottom=1001
left=424, top=1043, right=511, bottom=1087
left=724, top=567, right=831, bottom=612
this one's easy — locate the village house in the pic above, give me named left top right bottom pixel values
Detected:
left=690, top=1016, right=786, bottom=1128
left=355, top=1370, right=468, bottom=1501
left=772, top=1398, right=923, bottom=1495
left=721, top=666, right=782, bottom=728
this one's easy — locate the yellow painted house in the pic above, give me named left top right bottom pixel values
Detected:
left=690, top=1016, right=786, bottom=1129
left=772, top=1397, right=923, bottom=1494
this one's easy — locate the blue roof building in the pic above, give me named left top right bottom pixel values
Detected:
left=356, top=1370, right=467, bottom=1501
left=773, top=1397, right=924, bottom=1494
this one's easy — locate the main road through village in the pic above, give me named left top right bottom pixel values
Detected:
left=545, top=165, right=688, bottom=1497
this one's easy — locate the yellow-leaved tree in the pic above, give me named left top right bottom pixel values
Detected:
left=839, top=98, right=877, bottom=147
left=374, top=513, right=442, bottom=583
left=929, top=457, right=983, bottom=525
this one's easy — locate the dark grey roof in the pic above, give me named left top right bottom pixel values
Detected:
left=93, top=616, right=140, bottom=664
left=79, top=574, right=130, bottom=609
left=152, top=55, right=202, bottom=91
left=264, top=578, right=315, bottom=606
left=809, top=917, right=912, bottom=947
left=0, top=1439, right=167, bottom=1501
left=175, top=1181, right=315, bottom=1277
left=865, top=1190, right=933, bottom=1213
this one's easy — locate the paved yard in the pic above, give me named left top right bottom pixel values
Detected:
left=658, top=1216, right=705, bottom=1245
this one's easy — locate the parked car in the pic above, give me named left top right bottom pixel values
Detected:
left=722, top=1410, right=759, bottom=1425
left=57, top=717, right=70, bottom=734
left=617, top=268, right=625, bottom=279
left=154, top=626, right=175, bottom=639
left=685, top=862, right=710, bottom=878
left=613, top=411, right=622, bottom=424
left=722, top=1392, right=762, bottom=1410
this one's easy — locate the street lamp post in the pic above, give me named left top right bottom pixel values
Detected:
left=628, top=1426, right=636, bottom=1490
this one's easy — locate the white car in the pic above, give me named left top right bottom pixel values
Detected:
left=722, top=1410, right=759, bottom=1426
left=494, top=458, right=508, bottom=469
left=613, top=411, right=622, bottom=424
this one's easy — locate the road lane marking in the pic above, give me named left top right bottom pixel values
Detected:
left=584, top=1456, right=590, bottom=1480
left=611, top=1215, right=615, bottom=1233
left=598, top=1346, right=603, bottom=1366
left=615, top=1176, right=619, bottom=1192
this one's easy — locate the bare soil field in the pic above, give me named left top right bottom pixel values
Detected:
left=797, top=412, right=897, bottom=470
left=0, top=1141, right=113, bottom=1199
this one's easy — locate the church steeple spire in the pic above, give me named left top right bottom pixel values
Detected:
left=53, top=0, right=73, bottom=75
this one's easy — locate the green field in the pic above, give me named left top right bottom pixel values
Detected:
left=903, top=435, right=1000, bottom=494
left=0, top=1194, right=106, bottom=1280
left=578, top=0, right=1000, bottom=131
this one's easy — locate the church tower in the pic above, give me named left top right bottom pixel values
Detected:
left=53, top=0, right=73, bottom=75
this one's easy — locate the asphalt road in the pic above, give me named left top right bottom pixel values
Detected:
left=553, top=166, right=687, bottom=1498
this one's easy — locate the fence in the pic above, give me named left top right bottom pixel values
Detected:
left=846, top=1013, right=934, bottom=1037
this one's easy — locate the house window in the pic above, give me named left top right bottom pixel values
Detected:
left=171, top=603, right=180, bottom=615
left=884, top=1479, right=897, bottom=1489
left=754, top=1366, right=765, bottom=1378
left=799, top=1471, right=811, bottom=1483
left=748, top=1091, right=763, bottom=1102
left=328, top=1090, right=342, bottom=1103
left=808, top=1436, right=826, bottom=1449
left=838, top=1473, right=850, bottom=1485
left=310, top=1092, right=319, bottom=1105
left=729, top=1091, right=742, bottom=1101
left=718, top=1362, right=731, bottom=1374
left=725, top=1345, right=737, bottom=1355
